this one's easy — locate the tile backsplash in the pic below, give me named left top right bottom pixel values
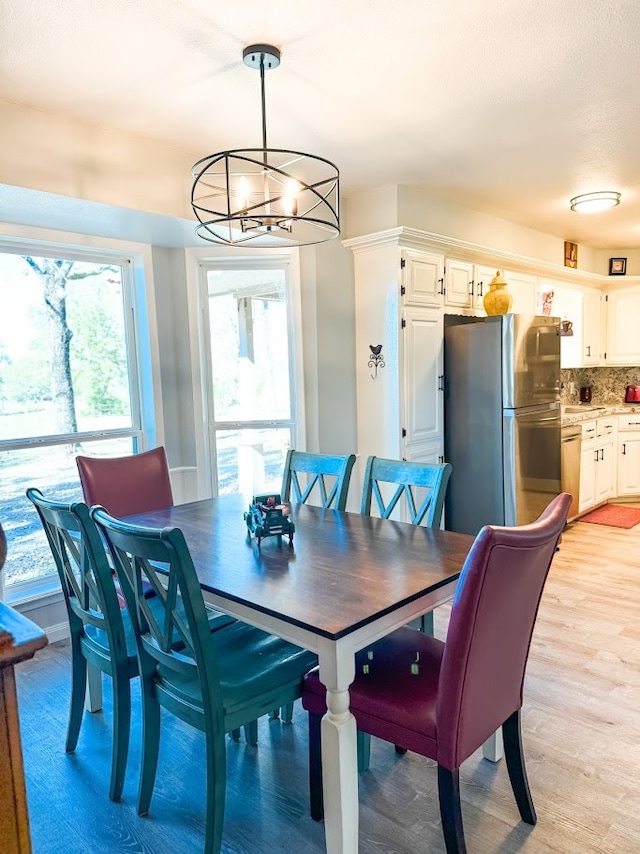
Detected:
left=561, top=366, right=640, bottom=405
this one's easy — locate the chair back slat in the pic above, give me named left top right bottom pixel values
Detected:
left=436, top=492, right=572, bottom=769
left=361, top=457, right=453, bottom=528
left=281, top=450, right=356, bottom=510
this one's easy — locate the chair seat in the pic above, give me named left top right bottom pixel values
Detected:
left=302, top=627, right=443, bottom=756
left=157, top=622, right=318, bottom=719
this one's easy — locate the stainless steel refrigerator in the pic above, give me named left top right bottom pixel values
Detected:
left=444, top=314, right=561, bottom=536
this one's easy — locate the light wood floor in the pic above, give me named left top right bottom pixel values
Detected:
left=15, top=511, right=640, bottom=853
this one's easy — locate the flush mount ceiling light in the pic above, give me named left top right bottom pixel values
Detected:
left=570, top=191, right=621, bottom=213
left=191, top=44, right=340, bottom=247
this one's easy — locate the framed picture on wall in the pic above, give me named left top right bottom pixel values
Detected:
left=609, top=257, right=627, bottom=275
left=564, top=241, right=578, bottom=268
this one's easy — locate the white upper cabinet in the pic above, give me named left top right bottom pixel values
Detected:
left=443, top=258, right=474, bottom=308
left=583, top=290, right=604, bottom=365
left=503, top=270, right=537, bottom=314
left=536, top=282, right=604, bottom=368
left=605, top=288, right=640, bottom=365
left=472, top=265, right=496, bottom=314
left=401, top=249, right=444, bottom=306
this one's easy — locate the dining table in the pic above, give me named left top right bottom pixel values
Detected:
left=111, top=493, right=483, bottom=853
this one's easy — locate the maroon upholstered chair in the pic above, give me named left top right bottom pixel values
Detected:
left=76, top=447, right=174, bottom=518
left=302, top=492, right=572, bottom=853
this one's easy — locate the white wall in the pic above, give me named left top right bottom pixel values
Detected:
left=344, top=185, right=604, bottom=273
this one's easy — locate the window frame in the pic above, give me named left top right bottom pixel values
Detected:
left=0, top=227, right=163, bottom=603
left=185, top=247, right=306, bottom=499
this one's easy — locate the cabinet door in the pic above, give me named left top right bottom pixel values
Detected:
left=504, top=270, right=537, bottom=315
left=473, top=265, right=496, bottom=313
left=539, top=284, right=582, bottom=368
left=595, top=436, right=615, bottom=503
left=401, top=249, right=444, bottom=306
left=605, top=289, right=640, bottom=364
left=579, top=442, right=596, bottom=513
left=583, top=290, right=603, bottom=365
left=618, top=434, right=640, bottom=495
left=444, top=259, right=473, bottom=308
left=401, top=307, right=443, bottom=451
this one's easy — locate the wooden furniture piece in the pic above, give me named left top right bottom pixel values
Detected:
left=1, top=594, right=48, bottom=854
left=92, top=507, right=318, bottom=854
left=281, top=450, right=356, bottom=510
left=120, top=494, right=474, bottom=854
left=302, top=493, right=572, bottom=854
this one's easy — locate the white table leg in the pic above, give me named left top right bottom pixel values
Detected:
left=482, top=728, right=504, bottom=762
left=85, top=663, right=102, bottom=712
left=318, top=643, right=359, bottom=854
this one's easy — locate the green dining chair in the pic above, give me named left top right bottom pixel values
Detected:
left=92, top=506, right=318, bottom=854
left=281, top=450, right=356, bottom=511
left=27, top=488, right=236, bottom=801
left=76, top=448, right=254, bottom=743
left=276, top=449, right=355, bottom=722
left=357, top=456, right=452, bottom=769
left=26, top=488, right=139, bottom=802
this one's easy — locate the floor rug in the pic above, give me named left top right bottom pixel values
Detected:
left=579, top=504, right=640, bottom=529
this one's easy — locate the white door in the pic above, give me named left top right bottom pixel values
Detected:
left=401, top=306, right=443, bottom=457
left=201, top=262, right=299, bottom=496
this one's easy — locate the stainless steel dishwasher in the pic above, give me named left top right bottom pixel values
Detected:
left=561, top=424, right=582, bottom=518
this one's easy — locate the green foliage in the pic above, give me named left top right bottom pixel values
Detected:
left=67, top=277, right=129, bottom=417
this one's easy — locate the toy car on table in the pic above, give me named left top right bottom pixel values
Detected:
left=244, top=494, right=295, bottom=545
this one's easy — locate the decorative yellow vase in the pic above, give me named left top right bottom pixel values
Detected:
left=483, top=270, right=513, bottom=316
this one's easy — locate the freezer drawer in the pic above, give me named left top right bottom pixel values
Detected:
left=503, top=407, right=561, bottom=526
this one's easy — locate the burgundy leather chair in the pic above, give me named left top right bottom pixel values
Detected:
left=76, top=447, right=173, bottom=518
left=302, top=492, right=572, bottom=853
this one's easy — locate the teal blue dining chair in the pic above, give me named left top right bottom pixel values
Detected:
left=76, top=449, right=255, bottom=743
left=26, top=488, right=139, bottom=802
left=276, top=449, right=355, bottom=722
left=27, top=488, right=236, bottom=801
left=357, top=456, right=453, bottom=769
left=92, top=506, right=318, bottom=854
left=281, top=450, right=356, bottom=511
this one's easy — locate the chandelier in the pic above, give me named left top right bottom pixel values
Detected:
left=191, top=44, right=340, bottom=247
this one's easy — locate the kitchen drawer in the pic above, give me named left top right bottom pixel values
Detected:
left=618, top=413, right=640, bottom=432
left=581, top=420, right=597, bottom=442
left=596, top=417, right=616, bottom=437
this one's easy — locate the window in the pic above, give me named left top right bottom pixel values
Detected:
left=0, top=246, right=144, bottom=600
left=199, top=259, right=302, bottom=496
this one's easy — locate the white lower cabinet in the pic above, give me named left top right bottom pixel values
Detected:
left=578, top=417, right=617, bottom=513
left=617, top=414, right=640, bottom=496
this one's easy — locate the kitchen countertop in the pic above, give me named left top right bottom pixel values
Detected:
left=561, top=404, right=640, bottom=426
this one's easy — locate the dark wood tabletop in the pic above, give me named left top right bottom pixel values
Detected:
left=125, top=493, right=474, bottom=641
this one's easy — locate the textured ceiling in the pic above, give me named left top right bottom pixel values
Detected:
left=2, top=0, right=640, bottom=248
